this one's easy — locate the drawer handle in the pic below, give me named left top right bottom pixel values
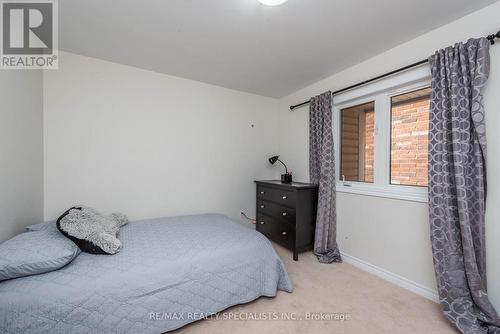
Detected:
left=282, top=231, right=287, bottom=236
left=282, top=196, right=288, bottom=200
left=260, top=191, right=266, bottom=195
left=260, top=221, right=265, bottom=225
left=260, top=205, right=265, bottom=209
left=282, top=212, right=287, bottom=216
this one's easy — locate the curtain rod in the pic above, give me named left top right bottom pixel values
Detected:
left=289, top=29, right=500, bottom=111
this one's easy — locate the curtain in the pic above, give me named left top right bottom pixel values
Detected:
left=428, top=38, right=500, bottom=333
left=309, top=91, right=342, bottom=264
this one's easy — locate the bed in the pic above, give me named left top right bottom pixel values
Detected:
left=0, top=214, right=293, bottom=334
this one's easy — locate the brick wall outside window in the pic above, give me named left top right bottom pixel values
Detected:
left=341, top=110, right=360, bottom=181
left=390, top=99, right=430, bottom=187
left=340, top=102, right=374, bottom=183
left=364, top=111, right=374, bottom=183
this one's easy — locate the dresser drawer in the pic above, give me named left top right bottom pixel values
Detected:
left=257, top=186, right=295, bottom=207
left=256, top=213, right=294, bottom=249
left=257, top=200, right=295, bottom=225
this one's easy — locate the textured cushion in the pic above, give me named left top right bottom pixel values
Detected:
left=0, top=225, right=81, bottom=281
left=57, top=206, right=128, bottom=255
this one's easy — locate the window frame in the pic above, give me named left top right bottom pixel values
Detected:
left=333, top=66, right=431, bottom=203
left=339, top=100, right=376, bottom=184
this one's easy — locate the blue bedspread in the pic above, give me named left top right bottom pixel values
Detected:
left=0, top=214, right=292, bottom=333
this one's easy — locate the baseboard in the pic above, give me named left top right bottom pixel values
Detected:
left=340, top=252, right=439, bottom=303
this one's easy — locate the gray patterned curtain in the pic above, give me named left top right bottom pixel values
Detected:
left=428, top=38, right=500, bottom=333
left=309, top=91, right=342, bottom=264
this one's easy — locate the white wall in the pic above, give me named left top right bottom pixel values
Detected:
left=43, top=52, right=280, bottom=222
left=278, top=1, right=500, bottom=308
left=0, top=71, right=44, bottom=242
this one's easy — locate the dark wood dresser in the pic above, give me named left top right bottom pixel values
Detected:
left=254, top=180, right=318, bottom=261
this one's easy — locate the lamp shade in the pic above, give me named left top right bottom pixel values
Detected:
left=268, top=156, right=279, bottom=165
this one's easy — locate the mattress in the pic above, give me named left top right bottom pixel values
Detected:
left=0, top=214, right=292, bottom=334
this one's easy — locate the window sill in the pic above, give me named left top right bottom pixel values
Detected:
left=335, top=182, right=428, bottom=203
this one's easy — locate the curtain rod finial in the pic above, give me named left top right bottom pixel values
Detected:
left=487, top=30, right=500, bottom=45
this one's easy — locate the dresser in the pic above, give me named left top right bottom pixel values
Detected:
left=254, top=180, right=318, bottom=261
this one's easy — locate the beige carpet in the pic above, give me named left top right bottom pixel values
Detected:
left=173, top=244, right=457, bottom=334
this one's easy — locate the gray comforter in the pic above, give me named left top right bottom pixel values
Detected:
left=0, top=214, right=293, bottom=334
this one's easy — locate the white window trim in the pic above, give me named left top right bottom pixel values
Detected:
left=333, top=65, right=431, bottom=203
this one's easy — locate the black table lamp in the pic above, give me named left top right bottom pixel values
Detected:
left=268, top=155, right=292, bottom=183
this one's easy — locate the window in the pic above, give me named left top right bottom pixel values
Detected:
left=340, top=101, right=374, bottom=183
left=333, top=66, right=430, bottom=202
left=390, top=88, right=431, bottom=187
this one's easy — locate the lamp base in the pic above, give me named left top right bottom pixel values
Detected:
left=281, top=173, right=292, bottom=183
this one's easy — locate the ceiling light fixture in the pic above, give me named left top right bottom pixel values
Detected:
left=258, top=0, right=289, bottom=6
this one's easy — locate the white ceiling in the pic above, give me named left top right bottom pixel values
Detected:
left=59, top=0, right=498, bottom=98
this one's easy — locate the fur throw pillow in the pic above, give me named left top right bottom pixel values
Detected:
left=57, top=206, right=128, bottom=255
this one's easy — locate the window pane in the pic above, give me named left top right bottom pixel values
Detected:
left=390, top=88, right=431, bottom=187
left=340, top=101, right=375, bottom=183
